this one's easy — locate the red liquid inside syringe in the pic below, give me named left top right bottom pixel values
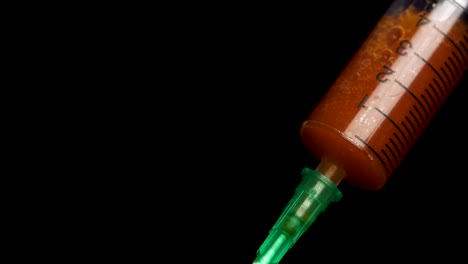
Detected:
left=301, top=3, right=468, bottom=190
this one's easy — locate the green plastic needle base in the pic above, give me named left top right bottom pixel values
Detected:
left=253, top=167, right=342, bottom=264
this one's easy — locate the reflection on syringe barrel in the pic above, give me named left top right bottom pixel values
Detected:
left=301, top=0, right=468, bottom=190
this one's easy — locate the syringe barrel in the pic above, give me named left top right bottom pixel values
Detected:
left=301, top=0, right=468, bottom=190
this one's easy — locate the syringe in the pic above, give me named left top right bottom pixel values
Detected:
left=253, top=1, right=468, bottom=264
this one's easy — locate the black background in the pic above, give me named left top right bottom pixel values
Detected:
left=13, top=1, right=467, bottom=263
left=157, top=1, right=467, bottom=263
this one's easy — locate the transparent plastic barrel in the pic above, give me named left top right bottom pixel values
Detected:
left=301, top=0, right=468, bottom=190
